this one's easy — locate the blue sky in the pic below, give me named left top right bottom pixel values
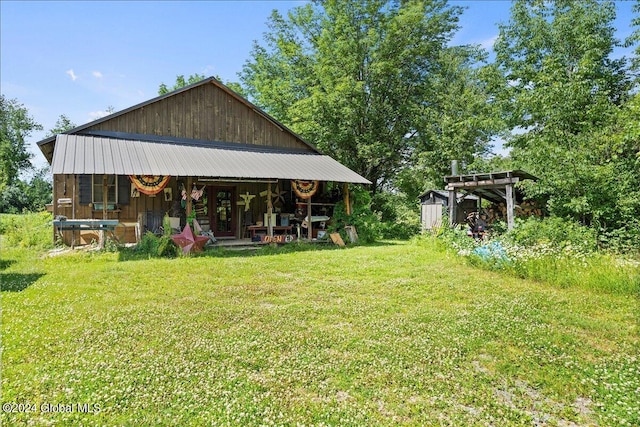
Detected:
left=1, top=1, right=636, bottom=168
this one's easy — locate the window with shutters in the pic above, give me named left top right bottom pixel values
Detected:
left=78, top=175, right=130, bottom=206
left=92, top=175, right=117, bottom=204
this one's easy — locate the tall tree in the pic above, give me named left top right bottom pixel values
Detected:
left=46, top=114, right=76, bottom=137
left=241, top=0, right=490, bottom=194
left=158, top=73, right=248, bottom=98
left=493, top=0, right=632, bottom=224
left=158, top=74, right=207, bottom=95
left=0, top=95, right=42, bottom=190
left=625, top=1, right=640, bottom=74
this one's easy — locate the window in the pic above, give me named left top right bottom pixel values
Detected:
left=92, top=175, right=117, bottom=204
left=78, top=175, right=130, bottom=207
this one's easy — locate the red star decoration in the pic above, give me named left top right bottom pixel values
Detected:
left=171, top=222, right=209, bottom=254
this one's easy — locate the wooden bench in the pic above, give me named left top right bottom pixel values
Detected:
left=53, top=219, right=122, bottom=248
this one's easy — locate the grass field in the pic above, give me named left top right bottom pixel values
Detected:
left=1, top=239, right=638, bottom=426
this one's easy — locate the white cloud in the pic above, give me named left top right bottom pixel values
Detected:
left=88, top=110, right=110, bottom=120
left=66, top=69, right=78, bottom=81
left=480, top=35, right=498, bottom=51
left=92, top=71, right=103, bottom=79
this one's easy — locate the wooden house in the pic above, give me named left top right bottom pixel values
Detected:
left=37, top=77, right=370, bottom=246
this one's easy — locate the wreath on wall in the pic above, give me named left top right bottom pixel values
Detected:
left=292, top=180, right=319, bottom=199
left=129, top=175, right=171, bottom=195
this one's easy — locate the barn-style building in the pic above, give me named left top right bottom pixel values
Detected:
left=37, top=77, right=369, bottom=246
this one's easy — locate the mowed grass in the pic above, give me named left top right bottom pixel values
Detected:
left=1, top=240, right=638, bottom=426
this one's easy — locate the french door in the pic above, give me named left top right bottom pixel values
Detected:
left=209, top=187, right=236, bottom=237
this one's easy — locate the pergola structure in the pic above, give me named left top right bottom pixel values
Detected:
left=444, top=170, right=537, bottom=230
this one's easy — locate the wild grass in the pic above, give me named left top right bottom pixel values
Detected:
left=437, top=217, right=640, bottom=298
left=1, top=236, right=638, bottom=426
left=0, top=212, right=54, bottom=250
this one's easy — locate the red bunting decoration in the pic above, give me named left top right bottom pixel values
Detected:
left=292, top=180, right=319, bottom=199
left=129, top=175, right=171, bottom=195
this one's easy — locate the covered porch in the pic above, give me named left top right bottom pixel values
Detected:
left=49, top=133, right=370, bottom=246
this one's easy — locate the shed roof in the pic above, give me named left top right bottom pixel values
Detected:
left=443, top=170, right=537, bottom=204
left=51, top=134, right=371, bottom=184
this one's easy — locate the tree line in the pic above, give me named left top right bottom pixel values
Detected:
left=2, top=0, right=639, bottom=248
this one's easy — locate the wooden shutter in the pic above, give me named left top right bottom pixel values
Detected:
left=118, top=175, right=130, bottom=205
left=78, top=175, right=92, bottom=205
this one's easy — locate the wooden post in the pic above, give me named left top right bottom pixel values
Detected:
left=506, top=183, right=515, bottom=230
left=448, top=188, right=457, bottom=227
left=343, top=182, right=351, bottom=216
left=71, top=175, right=76, bottom=248
left=267, top=182, right=273, bottom=238
left=99, top=175, right=108, bottom=248
left=52, top=174, right=58, bottom=244
left=307, top=196, right=313, bottom=242
left=186, top=177, right=193, bottom=218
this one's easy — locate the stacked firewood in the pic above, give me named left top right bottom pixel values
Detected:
left=483, top=200, right=543, bottom=225
left=516, top=200, right=543, bottom=218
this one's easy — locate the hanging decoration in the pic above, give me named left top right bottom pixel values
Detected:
left=129, top=175, right=171, bottom=195
left=191, top=184, right=206, bottom=201
left=259, top=185, right=286, bottom=205
left=292, top=180, right=319, bottom=199
left=239, top=192, right=256, bottom=212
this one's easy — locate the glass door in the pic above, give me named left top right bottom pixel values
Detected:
left=209, top=187, right=235, bottom=237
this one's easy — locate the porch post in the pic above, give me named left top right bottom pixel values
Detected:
left=506, top=183, right=515, bottom=230
left=186, top=177, right=193, bottom=218
left=307, top=196, right=313, bottom=242
left=72, top=174, right=76, bottom=248
left=343, top=183, right=351, bottom=215
left=267, top=182, right=274, bottom=238
left=448, top=188, right=457, bottom=227
left=99, top=175, right=108, bottom=248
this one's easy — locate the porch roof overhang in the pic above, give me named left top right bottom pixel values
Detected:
left=51, top=134, right=371, bottom=184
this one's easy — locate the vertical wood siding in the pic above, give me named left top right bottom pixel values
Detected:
left=85, top=82, right=313, bottom=152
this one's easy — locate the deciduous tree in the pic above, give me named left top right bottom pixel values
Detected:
left=492, top=0, right=633, bottom=225
left=0, top=95, right=42, bottom=190
left=241, top=0, right=494, bottom=194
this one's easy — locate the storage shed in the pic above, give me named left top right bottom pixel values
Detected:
left=418, top=190, right=478, bottom=230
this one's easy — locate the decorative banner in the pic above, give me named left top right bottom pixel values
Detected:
left=129, top=175, right=171, bottom=195
left=292, top=180, right=319, bottom=199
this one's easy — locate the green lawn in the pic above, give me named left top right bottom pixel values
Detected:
left=1, top=240, right=638, bottom=426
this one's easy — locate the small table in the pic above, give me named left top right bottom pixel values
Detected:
left=247, top=225, right=293, bottom=239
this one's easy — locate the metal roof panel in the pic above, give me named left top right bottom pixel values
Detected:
left=51, top=135, right=370, bottom=184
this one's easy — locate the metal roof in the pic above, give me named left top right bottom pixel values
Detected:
left=51, top=134, right=371, bottom=184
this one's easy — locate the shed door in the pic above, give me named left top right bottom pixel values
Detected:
left=421, top=204, right=442, bottom=230
left=209, top=187, right=236, bottom=237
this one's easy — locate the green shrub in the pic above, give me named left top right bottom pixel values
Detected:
left=329, top=186, right=382, bottom=244
left=506, top=216, right=597, bottom=253
left=372, top=191, right=421, bottom=240
left=596, top=220, right=640, bottom=254
left=132, top=232, right=179, bottom=258
left=0, top=212, right=54, bottom=250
